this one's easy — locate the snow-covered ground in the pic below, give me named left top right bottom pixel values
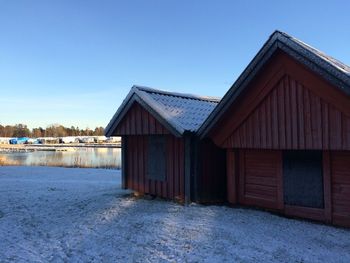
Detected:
left=0, top=166, right=349, bottom=263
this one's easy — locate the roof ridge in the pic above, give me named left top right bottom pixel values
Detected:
left=133, top=85, right=221, bottom=103
left=273, top=31, right=350, bottom=75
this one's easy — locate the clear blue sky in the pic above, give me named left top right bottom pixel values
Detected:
left=1, top=1, right=349, bottom=129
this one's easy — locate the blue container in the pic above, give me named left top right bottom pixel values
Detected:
left=17, top=137, right=29, bottom=144
left=9, top=138, right=17, bottom=144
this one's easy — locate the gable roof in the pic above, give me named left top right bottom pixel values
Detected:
left=105, top=85, right=220, bottom=137
left=198, top=30, right=350, bottom=137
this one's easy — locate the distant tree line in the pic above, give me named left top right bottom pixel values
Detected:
left=0, top=124, right=105, bottom=138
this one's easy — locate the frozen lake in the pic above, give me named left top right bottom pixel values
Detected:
left=0, top=147, right=121, bottom=169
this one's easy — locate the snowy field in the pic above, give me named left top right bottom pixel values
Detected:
left=0, top=167, right=349, bottom=262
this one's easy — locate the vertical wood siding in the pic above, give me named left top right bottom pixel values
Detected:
left=223, top=74, right=350, bottom=150
left=125, top=135, right=185, bottom=201
left=210, top=52, right=350, bottom=151
left=114, top=102, right=170, bottom=135
left=331, top=152, right=350, bottom=227
left=238, top=150, right=283, bottom=210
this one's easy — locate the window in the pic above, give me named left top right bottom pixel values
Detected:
left=283, top=150, right=324, bottom=208
left=147, top=136, right=166, bottom=181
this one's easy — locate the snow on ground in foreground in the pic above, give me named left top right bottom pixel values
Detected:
left=0, top=167, right=349, bottom=263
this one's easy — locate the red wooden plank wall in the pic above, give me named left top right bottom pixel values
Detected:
left=331, top=152, right=350, bottom=227
left=114, top=102, right=169, bottom=135
left=125, top=135, right=185, bottom=201
left=226, top=150, right=237, bottom=204
left=223, top=75, right=350, bottom=150
left=238, top=150, right=283, bottom=210
left=232, top=149, right=350, bottom=227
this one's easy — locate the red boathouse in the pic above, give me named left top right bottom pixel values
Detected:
left=105, top=86, right=226, bottom=204
left=199, top=31, right=350, bottom=227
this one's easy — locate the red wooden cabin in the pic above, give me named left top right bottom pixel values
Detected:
left=105, top=86, right=226, bottom=203
left=199, top=31, right=350, bottom=227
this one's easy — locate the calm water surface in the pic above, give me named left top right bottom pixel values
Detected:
left=0, top=148, right=121, bottom=169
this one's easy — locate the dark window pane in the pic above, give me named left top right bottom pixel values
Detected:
left=147, top=136, right=166, bottom=181
left=283, top=151, right=324, bottom=208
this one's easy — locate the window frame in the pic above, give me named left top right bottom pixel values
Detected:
left=146, top=135, right=167, bottom=181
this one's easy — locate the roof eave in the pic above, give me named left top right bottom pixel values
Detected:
left=104, top=87, right=138, bottom=137
left=197, top=33, right=280, bottom=138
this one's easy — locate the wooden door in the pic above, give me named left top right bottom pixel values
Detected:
left=331, top=152, right=350, bottom=227
left=238, top=150, right=283, bottom=210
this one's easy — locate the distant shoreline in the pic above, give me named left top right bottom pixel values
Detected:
left=0, top=143, right=121, bottom=152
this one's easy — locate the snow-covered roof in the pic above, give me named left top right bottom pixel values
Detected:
left=105, top=86, right=220, bottom=137
left=198, top=30, right=350, bottom=137
left=289, top=34, right=350, bottom=76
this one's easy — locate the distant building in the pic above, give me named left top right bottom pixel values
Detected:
left=0, top=138, right=11, bottom=144
left=94, top=136, right=107, bottom=143
left=59, top=137, right=76, bottom=144
left=38, top=137, right=59, bottom=144
left=80, top=137, right=95, bottom=144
